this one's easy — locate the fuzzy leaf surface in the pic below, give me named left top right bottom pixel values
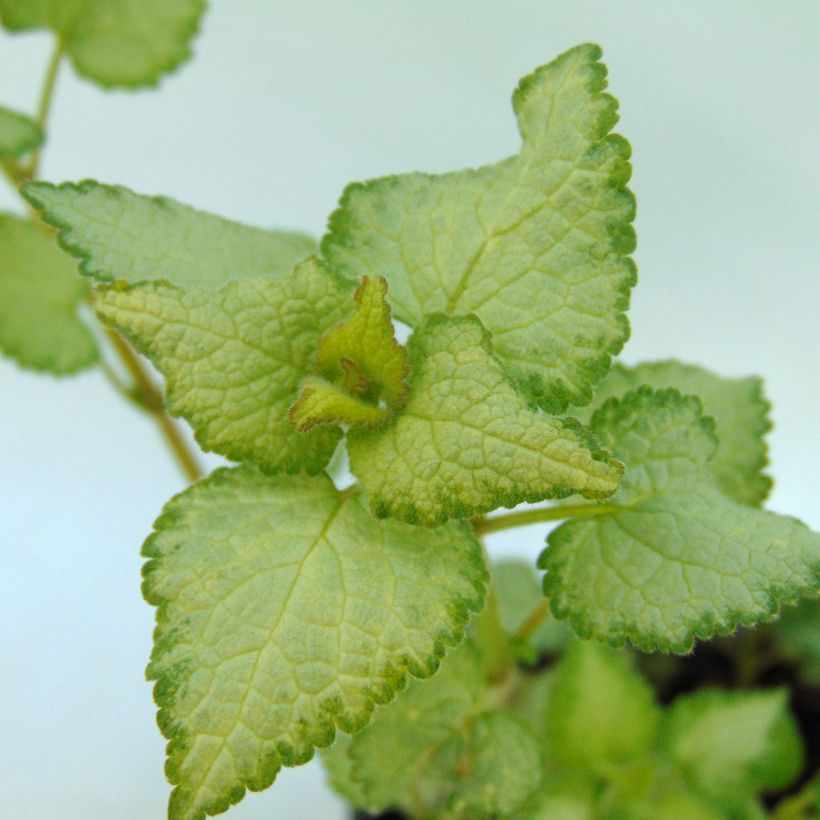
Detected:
left=95, top=258, right=353, bottom=473
left=144, top=466, right=486, bottom=820
left=24, top=181, right=317, bottom=288
left=323, top=43, right=636, bottom=411
left=546, top=640, right=660, bottom=773
left=348, top=314, right=622, bottom=526
left=575, top=360, right=772, bottom=506
left=0, top=214, right=97, bottom=373
left=0, top=0, right=205, bottom=88
left=541, top=388, right=820, bottom=652
left=289, top=376, right=389, bottom=432
left=660, top=689, right=803, bottom=808
left=0, top=105, right=43, bottom=158
left=315, top=275, right=408, bottom=410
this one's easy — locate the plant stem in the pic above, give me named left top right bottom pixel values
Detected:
left=104, top=327, right=203, bottom=483
left=515, top=599, right=551, bottom=641
left=24, top=39, right=64, bottom=178
left=474, top=502, right=620, bottom=535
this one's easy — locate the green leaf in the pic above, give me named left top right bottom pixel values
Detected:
left=546, top=641, right=660, bottom=774
left=344, top=639, right=486, bottom=814
left=445, top=711, right=543, bottom=819
left=492, top=560, right=572, bottom=659
left=660, top=688, right=803, bottom=809
left=0, top=0, right=205, bottom=89
left=289, top=376, right=389, bottom=432
left=143, top=466, right=486, bottom=820
left=575, top=360, right=772, bottom=506
left=611, top=790, right=724, bottom=820
left=520, top=775, right=599, bottom=820
left=0, top=105, right=43, bottom=158
left=314, top=275, right=408, bottom=410
left=95, top=257, right=353, bottom=473
left=323, top=43, right=636, bottom=412
left=348, top=314, right=623, bottom=526
left=335, top=638, right=542, bottom=818
left=775, top=599, right=820, bottom=684
left=23, top=181, right=317, bottom=288
left=290, top=276, right=408, bottom=431
left=0, top=213, right=97, bottom=373
left=541, top=388, right=820, bottom=652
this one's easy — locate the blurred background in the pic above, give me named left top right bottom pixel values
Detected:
left=1, top=1, right=818, bottom=817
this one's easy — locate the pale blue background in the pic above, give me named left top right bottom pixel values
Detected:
left=1, top=2, right=818, bottom=818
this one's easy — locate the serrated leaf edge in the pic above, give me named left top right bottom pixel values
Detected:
left=141, top=467, right=488, bottom=820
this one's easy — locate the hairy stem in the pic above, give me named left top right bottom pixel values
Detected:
left=474, top=502, right=620, bottom=535
left=24, top=39, right=64, bottom=178
left=104, top=327, right=204, bottom=482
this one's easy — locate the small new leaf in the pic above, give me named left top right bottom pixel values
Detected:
left=323, top=43, right=636, bottom=411
left=24, top=181, right=317, bottom=289
left=0, top=0, right=205, bottom=89
left=144, top=466, right=486, bottom=820
left=0, top=214, right=97, bottom=374
left=575, top=359, right=772, bottom=506
left=540, top=388, right=820, bottom=652
left=315, top=275, right=408, bottom=409
left=289, top=376, right=389, bottom=432
left=95, top=257, right=353, bottom=473
left=290, top=276, right=408, bottom=431
left=348, top=314, right=622, bottom=526
left=0, top=105, right=43, bottom=158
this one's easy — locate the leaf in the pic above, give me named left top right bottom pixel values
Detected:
left=0, top=0, right=205, bottom=89
left=23, top=181, right=317, bottom=289
left=323, top=43, right=636, bottom=412
left=95, top=257, right=353, bottom=474
left=289, top=276, right=408, bottom=431
left=492, top=560, right=572, bottom=659
left=775, top=599, right=820, bottom=684
left=143, top=466, right=486, bottom=820
left=336, top=637, right=542, bottom=818
left=445, top=711, right=543, bottom=819
left=0, top=105, right=43, bottom=158
left=344, top=639, right=486, bottom=814
left=521, top=775, right=599, bottom=820
left=660, top=689, right=803, bottom=809
left=546, top=641, right=660, bottom=774
left=289, top=376, right=389, bottom=432
left=610, top=790, right=724, bottom=820
left=0, top=213, right=97, bottom=373
left=575, top=360, right=772, bottom=506
left=540, top=388, right=820, bottom=652
left=348, top=314, right=623, bottom=526
left=314, top=275, right=408, bottom=410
